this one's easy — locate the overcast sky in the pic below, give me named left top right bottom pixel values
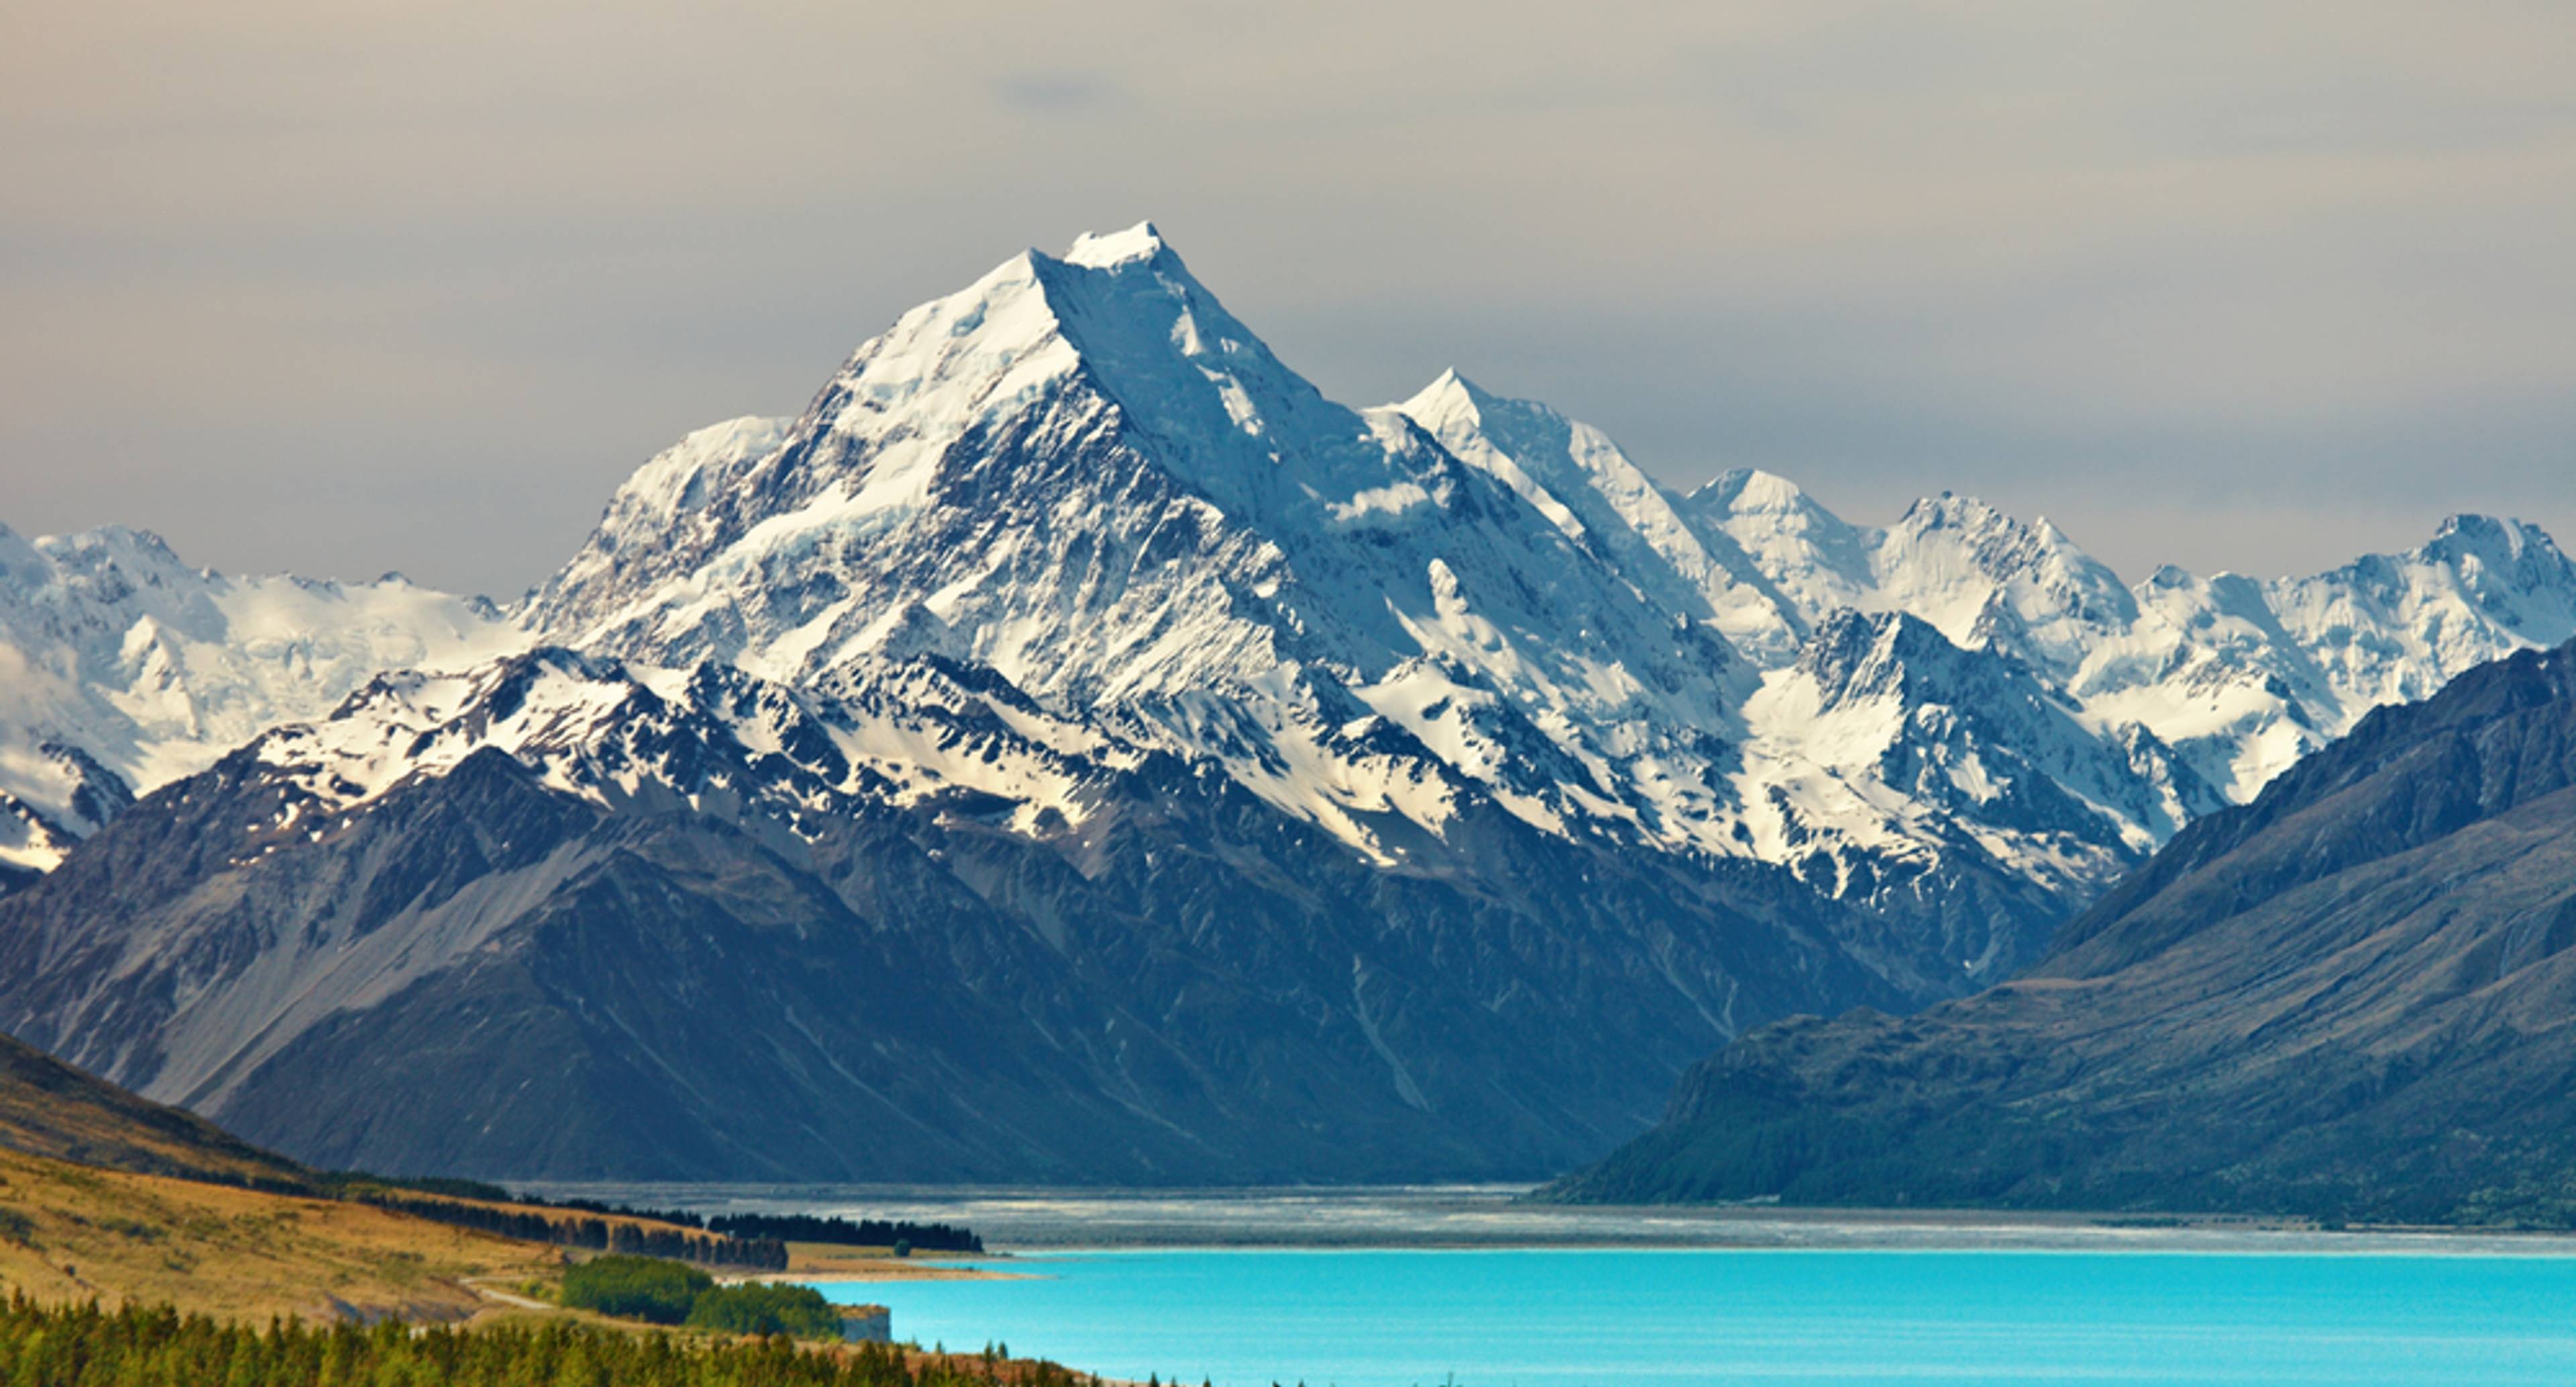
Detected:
left=4, top=1, right=2571, bottom=598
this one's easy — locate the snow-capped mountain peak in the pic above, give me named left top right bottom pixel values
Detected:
left=1391, top=370, right=1584, bottom=537
left=1874, top=492, right=2139, bottom=671
left=525, top=227, right=1782, bottom=879
left=600, top=416, right=794, bottom=533
left=1025, top=225, right=1466, bottom=531
left=1678, top=470, right=1876, bottom=622
left=1061, top=219, right=1172, bottom=269
left=2418, top=512, right=2575, bottom=608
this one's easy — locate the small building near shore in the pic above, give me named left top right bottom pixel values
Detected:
left=839, top=1306, right=892, bottom=1343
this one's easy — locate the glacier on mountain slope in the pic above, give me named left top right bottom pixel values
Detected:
left=5, top=222, right=2573, bottom=986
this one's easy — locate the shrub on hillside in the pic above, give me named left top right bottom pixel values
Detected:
left=684, top=1282, right=843, bottom=1338
left=561, top=1254, right=713, bottom=1324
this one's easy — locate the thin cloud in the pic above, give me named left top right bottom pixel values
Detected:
left=992, top=70, right=1120, bottom=113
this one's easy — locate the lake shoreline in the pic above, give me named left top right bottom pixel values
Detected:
left=517, top=1182, right=2576, bottom=1258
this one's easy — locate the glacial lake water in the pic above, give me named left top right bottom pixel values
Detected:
left=815, top=1247, right=2576, bottom=1386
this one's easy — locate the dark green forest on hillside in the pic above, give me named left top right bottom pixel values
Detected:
left=559, top=1256, right=845, bottom=1338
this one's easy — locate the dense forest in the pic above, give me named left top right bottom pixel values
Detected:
left=0, top=1295, right=1093, bottom=1386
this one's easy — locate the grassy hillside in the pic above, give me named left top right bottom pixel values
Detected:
left=0, top=1032, right=308, bottom=1192
left=0, top=1026, right=973, bottom=1311
left=0, top=1028, right=559, bottom=1319
left=0, top=1028, right=743, bottom=1321
left=0, top=1144, right=557, bottom=1321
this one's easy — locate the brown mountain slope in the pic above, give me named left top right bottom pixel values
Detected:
left=0, top=1029, right=310, bottom=1190
left=0, top=1030, right=559, bottom=1317
left=1548, top=641, right=2576, bottom=1225
left=0, top=1144, right=557, bottom=1321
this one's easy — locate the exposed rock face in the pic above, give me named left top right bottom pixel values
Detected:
left=1548, top=641, right=2576, bottom=1225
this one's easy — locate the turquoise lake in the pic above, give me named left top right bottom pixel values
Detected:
left=814, top=1248, right=2576, bottom=1386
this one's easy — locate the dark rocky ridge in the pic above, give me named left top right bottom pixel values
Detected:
left=1548, top=641, right=2576, bottom=1225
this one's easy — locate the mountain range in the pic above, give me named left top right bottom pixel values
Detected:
left=1548, top=639, right=2576, bottom=1225
left=1, top=222, right=2570, bottom=1182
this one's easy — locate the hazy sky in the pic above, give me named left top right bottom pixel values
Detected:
left=4, top=1, right=2571, bottom=598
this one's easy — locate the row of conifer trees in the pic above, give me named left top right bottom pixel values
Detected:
left=0, top=1294, right=1096, bottom=1387
left=350, top=1192, right=791, bottom=1270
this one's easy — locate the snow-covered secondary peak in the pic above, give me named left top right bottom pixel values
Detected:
left=2259, top=512, right=2576, bottom=713
left=1414, top=365, right=1472, bottom=396
left=1668, top=478, right=2147, bottom=677
left=1678, top=469, right=1877, bottom=622
left=2054, top=510, right=2576, bottom=803
left=1393, top=369, right=1585, bottom=537
left=608, top=416, right=794, bottom=529
left=1696, top=468, right=1813, bottom=517
left=1392, top=372, right=1810, bottom=659
left=1874, top=492, right=2139, bottom=672
left=2417, top=513, right=2573, bottom=596
left=1665, top=472, right=2576, bottom=820
left=1396, top=368, right=1512, bottom=424
left=1732, top=603, right=2229, bottom=970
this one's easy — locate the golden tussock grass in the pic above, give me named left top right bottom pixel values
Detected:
left=0, top=1146, right=559, bottom=1323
